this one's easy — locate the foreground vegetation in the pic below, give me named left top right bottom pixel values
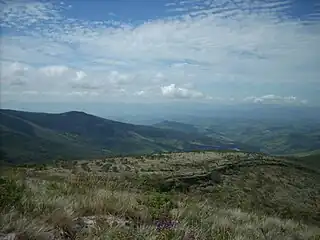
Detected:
left=1, top=151, right=320, bottom=239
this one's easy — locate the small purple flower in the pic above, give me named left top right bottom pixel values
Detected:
left=155, top=219, right=178, bottom=231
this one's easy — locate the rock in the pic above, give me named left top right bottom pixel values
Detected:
left=72, top=216, right=97, bottom=235
left=103, top=215, right=131, bottom=227
left=183, top=232, right=196, bottom=240
left=210, top=170, right=222, bottom=183
left=0, top=233, right=29, bottom=240
left=0, top=233, right=17, bottom=240
left=35, top=230, right=63, bottom=240
left=70, top=215, right=130, bottom=236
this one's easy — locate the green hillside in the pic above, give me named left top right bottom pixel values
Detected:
left=290, top=151, right=320, bottom=169
left=179, top=117, right=320, bottom=155
left=153, top=120, right=199, bottom=133
left=0, top=109, right=255, bottom=164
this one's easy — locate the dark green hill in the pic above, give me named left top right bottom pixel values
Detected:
left=153, top=120, right=199, bottom=133
left=287, top=150, right=320, bottom=169
left=181, top=117, right=320, bottom=155
left=153, top=120, right=261, bottom=152
left=0, top=109, right=255, bottom=164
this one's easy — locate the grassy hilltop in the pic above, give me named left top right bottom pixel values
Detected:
left=1, top=151, right=319, bottom=239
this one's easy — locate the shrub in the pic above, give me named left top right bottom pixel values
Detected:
left=125, top=165, right=131, bottom=171
left=81, top=163, right=91, bottom=172
left=61, top=160, right=74, bottom=169
left=144, top=192, right=176, bottom=220
left=102, top=163, right=112, bottom=172
left=0, top=177, right=27, bottom=211
left=108, top=158, right=116, bottom=163
left=35, top=164, right=47, bottom=171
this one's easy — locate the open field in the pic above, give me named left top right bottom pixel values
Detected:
left=1, top=151, right=320, bottom=239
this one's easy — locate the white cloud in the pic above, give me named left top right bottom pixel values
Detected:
left=134, top=90, right=145, bottom=96
left=67, top=91, right=99, bottom=97
left=0, top=62, right=30, bottom=86
left=1, top=62, right=29, bottom=78
left=22, top=90, right=39, bottom=95
left=0, top=1, right=63, bottom=29
left=108, top=71, right=131, bottom=86
left=39, top=65, right=69, bottom=77
left=152, top=72, right=167, bottom=84
left=161, top=84, right=208, bottom=99
left=0, top=0, right=319, bottom=103
left=75, top=71, right=87, bottom=81
left=243, top=94, right=307, bottom=104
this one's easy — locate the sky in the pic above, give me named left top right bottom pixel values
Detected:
left=1, top=0, right=320, bottom=110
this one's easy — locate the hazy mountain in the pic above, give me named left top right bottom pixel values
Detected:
left=0, top=109, right=258, bottom=164
left=180, top=117, right=320, bottom=155
left=4, top=102, right=320, bottom=124
left=153, top=121, right=199, bottom=133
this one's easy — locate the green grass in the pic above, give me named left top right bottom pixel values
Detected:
left=1, top=151, right=319, bottom=239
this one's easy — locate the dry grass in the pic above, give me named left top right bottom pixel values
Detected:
left=1, top=151, right=319, bottom=239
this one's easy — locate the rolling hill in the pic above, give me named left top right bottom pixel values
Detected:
left=0, top=109, right=258, bottom=164
left=1, top=151, right=319, bottom=239
left=157, top=117, right=320, bottom=155
left=202, top=118, right=320, bottom=155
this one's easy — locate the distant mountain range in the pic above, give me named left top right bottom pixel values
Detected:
left=168, top=115, right=319, bottom=155
left=1, top=108, right=319, bottom=164
left=0, top=109, right=259, bottom=164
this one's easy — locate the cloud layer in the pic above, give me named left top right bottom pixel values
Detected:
left=161, top=84, right=209, bottom=99
left=1, top=0, right=319, bottom=104
left=243, top=94, right=307, bottom=104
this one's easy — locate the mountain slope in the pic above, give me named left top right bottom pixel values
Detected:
left=153, top=120, right=261, bottom=152
left=153, top=120, right=199, bottom=133
left=0, top=109, right=255, bottom=164
left=174, top=116, right=320, bottom=155
left=289, top=150, right=320, bottom=169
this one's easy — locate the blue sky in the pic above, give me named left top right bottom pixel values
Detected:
left=1, top=0, right=320, bottom=109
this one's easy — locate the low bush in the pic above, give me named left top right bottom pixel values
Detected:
left=0, top=177, right=27, bottom=211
